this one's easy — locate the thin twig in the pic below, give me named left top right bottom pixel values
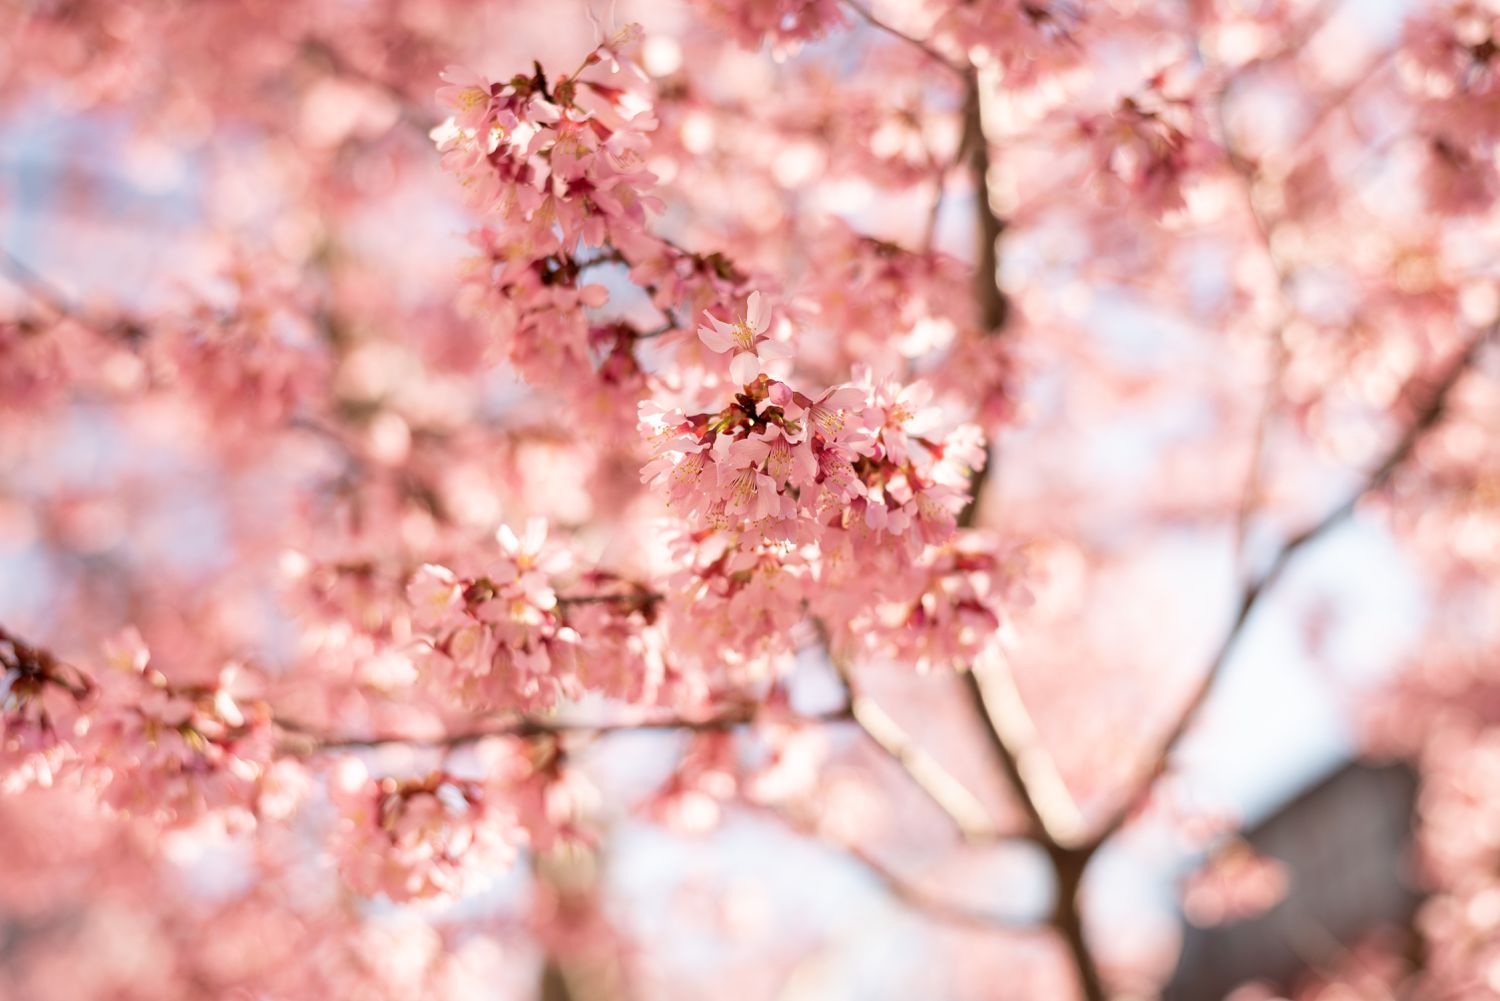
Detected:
left=754, top=802, right=1042, bottom=932
left=1, top=248, right=145, bottom=344
left=841, top=0, right=967, bottom=78
left=1, top=248, right=77, bottom=320
left=841, top=840, right=1042, bottom=931
left=275, top=703, right=855, bottom=753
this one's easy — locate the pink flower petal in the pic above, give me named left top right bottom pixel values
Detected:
left=747, top=290, right=772, bottom=334
left=730, top=351, right=760, bottom=385
left=698, top=320, right=735, bottom=353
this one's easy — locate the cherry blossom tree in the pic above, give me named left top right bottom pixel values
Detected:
left=1, top=0, right=1497, bottom=998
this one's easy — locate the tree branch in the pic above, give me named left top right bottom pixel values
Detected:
left=1049, top=843, right=1109, bottom=1001
left=1, top=248, right=77, bottom=321
left=946, top=64, right=1106, bottom=1001
left=845, top=676, right=1002, bottom=842
left=957, top=72, right=1011, bottom=530
left=961, top=661, right=1086, bottom=848
left=0, top=248, right=144, bottom=344
left=965, top=78, right=1010, bottom=338
left=755, top=802, right=1042, bottom=933
left=817, top=621, right=1003, bottom=843
left=841, top=0, right=967, bottom=78
left=1090, top=321, right=1497, bottom=846
left=0, top=622, right=855, bottom=757
left=841, top=839, right=1043, bottom=932
left=275, top=703, right=855, bottom=753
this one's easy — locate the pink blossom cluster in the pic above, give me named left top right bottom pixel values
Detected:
left=406, top=519, right=585, bottom=713
left=820, top=530, right=1031, bottom=672
left=642, top=707, right=827, bottom=837
left=1, top=629, right=89, bottom=792
left=434, top=38, right=677, bottom=406
left=328, top=756, right=522, bottom=902
left=161, top=258, right=329, bottom=435
left=791, top=226, right=1019, bottom=428
left=3, top=628, right=294, bottom=831
left=643, top=295, right=983, bottom=554
left=328, top=737, right=597, bottom=901
left=77, top=631, right=295, bottom=831
left=1410, top=729, right=1500, bottom=992
left=930, top=0, right=1088, bottom=87
left=434, top=35, right=660, bottom=245
left=1079, top=65, right=1218, bottom=217
left=652, top=528, right=817, bottom=687
left=1399, top=1, right=1500, bottom=214
left=634, top=295, right=991, bottom=681
left=1180, top=839, right=1290, bottom=927
left=403, top=519, right=671, bottom=714
left=797, top=225, right=981, bottom=376
left=690, top=0, right=846, bottom=50
left=0, top=315, right=99, bottom=416
left=559, top=575, right=670, bottom=705
left=643, top=730, right=739, bottom=834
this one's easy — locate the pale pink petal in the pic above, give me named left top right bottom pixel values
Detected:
left=698, top=320, right=735, bottom=353
left=899, top=381, right=934, bottom=408
left=726, top=436, right=772, bottom=465
left=822, top=386, right=866, bottom=409
left=730, top=351, right=760, bottom=385
left=747, top=291, right=772, bottom=334
left=753, top=474, right=780, bottom=520
left=521, top=517, right=548, bottom=553
left=440, top=65, right=485, bottom=88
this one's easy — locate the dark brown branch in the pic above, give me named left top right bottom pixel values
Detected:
left=956, top=74, right=1011, bottom=530
left=1, top=249, right=146, bottom=345
left=1050, top=844, right=1108, bottom=1001
left=965, top=79, right=1010, bottom=338
left=275, top=703, right=855, bottom=753
left=1, top=623, right=855, bottom=756
left=947, top=64, right=1105, bottom=1001
left=0, top=625, right=93, bottom=701
left=555, top=589, right=662, bottom=609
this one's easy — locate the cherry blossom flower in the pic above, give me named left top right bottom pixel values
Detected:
left=329, top=758, right=521, bottom=902
left=436, top=65, right=499, bottom=132
left=698, top=291, right=794, bottom=385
